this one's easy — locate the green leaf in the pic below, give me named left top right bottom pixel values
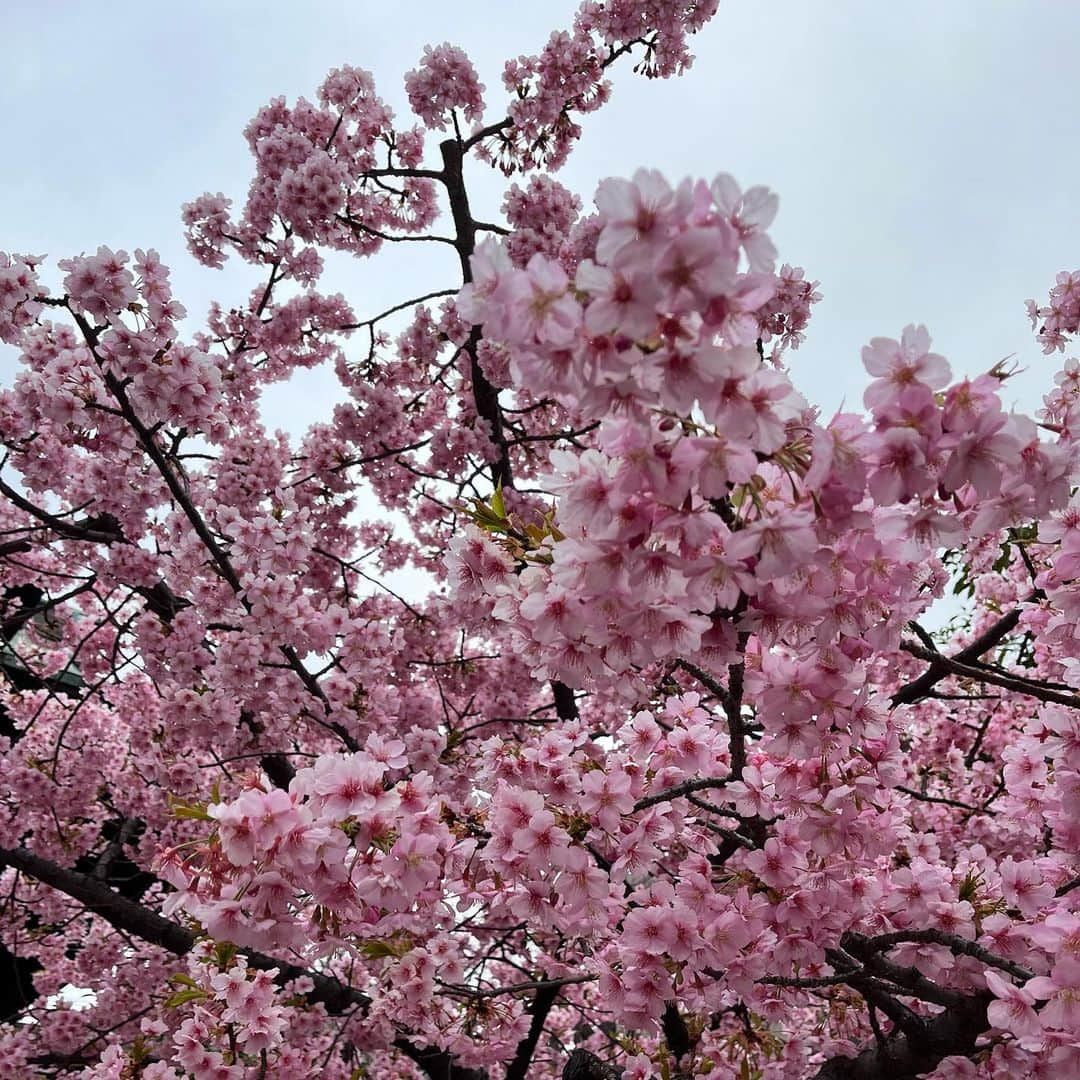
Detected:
left=213, top=941, right=238, bottom=968
left=359, top=939, right=401, bottom=959
left=951, top=568, right=974, bottom=598
left=165, top=988, right=209, bottom=1008
left=465, top=498, right=509, bottom=535
left=170, top=801, right=212, bottom=821
left=992, top=541, right=1012, bottom=574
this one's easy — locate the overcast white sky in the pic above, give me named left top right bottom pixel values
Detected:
left=3, top=0, right=1078, bottom=427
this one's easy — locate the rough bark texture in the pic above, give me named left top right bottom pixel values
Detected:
left=562, top=1048, right=623, bottom=1080
left=811, top=991, right=992, bottom=1080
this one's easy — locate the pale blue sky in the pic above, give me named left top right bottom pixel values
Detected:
left=2, top=0, right=1077, bottom=427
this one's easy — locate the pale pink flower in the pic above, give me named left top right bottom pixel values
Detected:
left=985, top=970, right=1042, bottom=1038
left=863, top=324, right=951, bottom=410
left=711, top=173, right=779, bottom=272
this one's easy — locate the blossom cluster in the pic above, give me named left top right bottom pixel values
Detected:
left=0, top=252, right=41, bottom=344
left=3, top=1, right=1080, bottom=1076
left=180, top=64, right=434, bottom=276
left=1028, top=269, right=1080, bottom=353
left=404, top=43, right=486, bottom=131
left=157, top=675, right=1080, bottom=1075
left=482, top=0, right=719, bottom=172
left=456, top=170, right=1072, bottom=701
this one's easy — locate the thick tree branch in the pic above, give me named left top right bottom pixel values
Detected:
left=661, top=1001, right=694, bottom=1062
left=551, top=679, right=579, bottom=720
left=898, top=639, right=1079, bottom=709
left=439, top=136, right=579, bottom=726
left=673, top=658, right=732, bottom=711
left=0, top=475, right=128, bottom=547
left=891, top=592, right=1043, bottom=706
left=0, top=845, right=367, bottom=1012
left=806, top=926, right=1038, bottom=1078
left=0, top=538, right=32, bottom=557
left=842, top=929, right=1034, bottom=983
left=562, top=1049, right=622, bottom=1080
left=0, top=845, right=491, bottom=1080
left=0, top=845, right=197, bottom=959
left=810, top=991, right=991, bottom=1080
left=725, top=633, right=750, bottom=779
left=504, top=981, right=560, bottom=1080
left=440, top=139, right=513, bottom=491
left=395, top=1041, right=490, bottom=1080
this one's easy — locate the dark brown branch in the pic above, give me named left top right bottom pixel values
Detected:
left=759, top=971, right=853, bottom=989
left=552, top=680, right=579, bottom=720
left=894, top=785, right=984, bottom=814
left=0, top=844, right=197, bottom=959
left=440, top=974, right=595, bottom=1000
left=0, top=846, right=355, bottom=1008
left=505, top=981, right=560, bottom=1080
left=339, top=288, right=458, bottom=331
left=840, top=944, right=971, bottom=1010
left=843, top=929, right=1034, bottom=983
left=462, top=118, right=513, bottom=153
left=891, top=592, right=1043, bottom=707
left=338, top=212, right=456, bottom=247
left=0, top=845, right=488, bottom=1080
left=92, top=817, right=144, bottom=885
left=562, top=1049, right=622, bottom=1080
left=673, top=658, right=732, bottom=711
left=439, top=136, right=579, bottom=724
left=905, top=621, right=940, bottom=653
left=395, top=1042, right=489, bottom=1080
left=633, top=776, right=728, bottom=812
left=801, top=927, right=1035, bottom=1078
left=898, top=639, right=1079, bottom=710
left=134, top=580, right=192, bottom=623
left=725, top=631, right=751, bottom=778
left=811, top=991, right=991, bottom=1080
left=2, top=580, right=94, bottom=642
left=461, top=35, right=651, bottom=162
left=260, top=754, right=297, bottom=790
left=362, top=166, right=445, bottom=180
left=1057, top=874, right=1080, bottom=897
left=440, top=139, right=513, bottom=490
left=0, top=475, right=128, bottom=547
left=823, top=949, right=925, bottom=1040
left=0, top=538, right=32, bottom=558
left=964, top=707, right=997, bottom=768
left=661, top=1001, right=694, bottom=1062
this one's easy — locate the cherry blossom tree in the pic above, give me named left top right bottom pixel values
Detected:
left=2, top=3, right=1079, bottom=1078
